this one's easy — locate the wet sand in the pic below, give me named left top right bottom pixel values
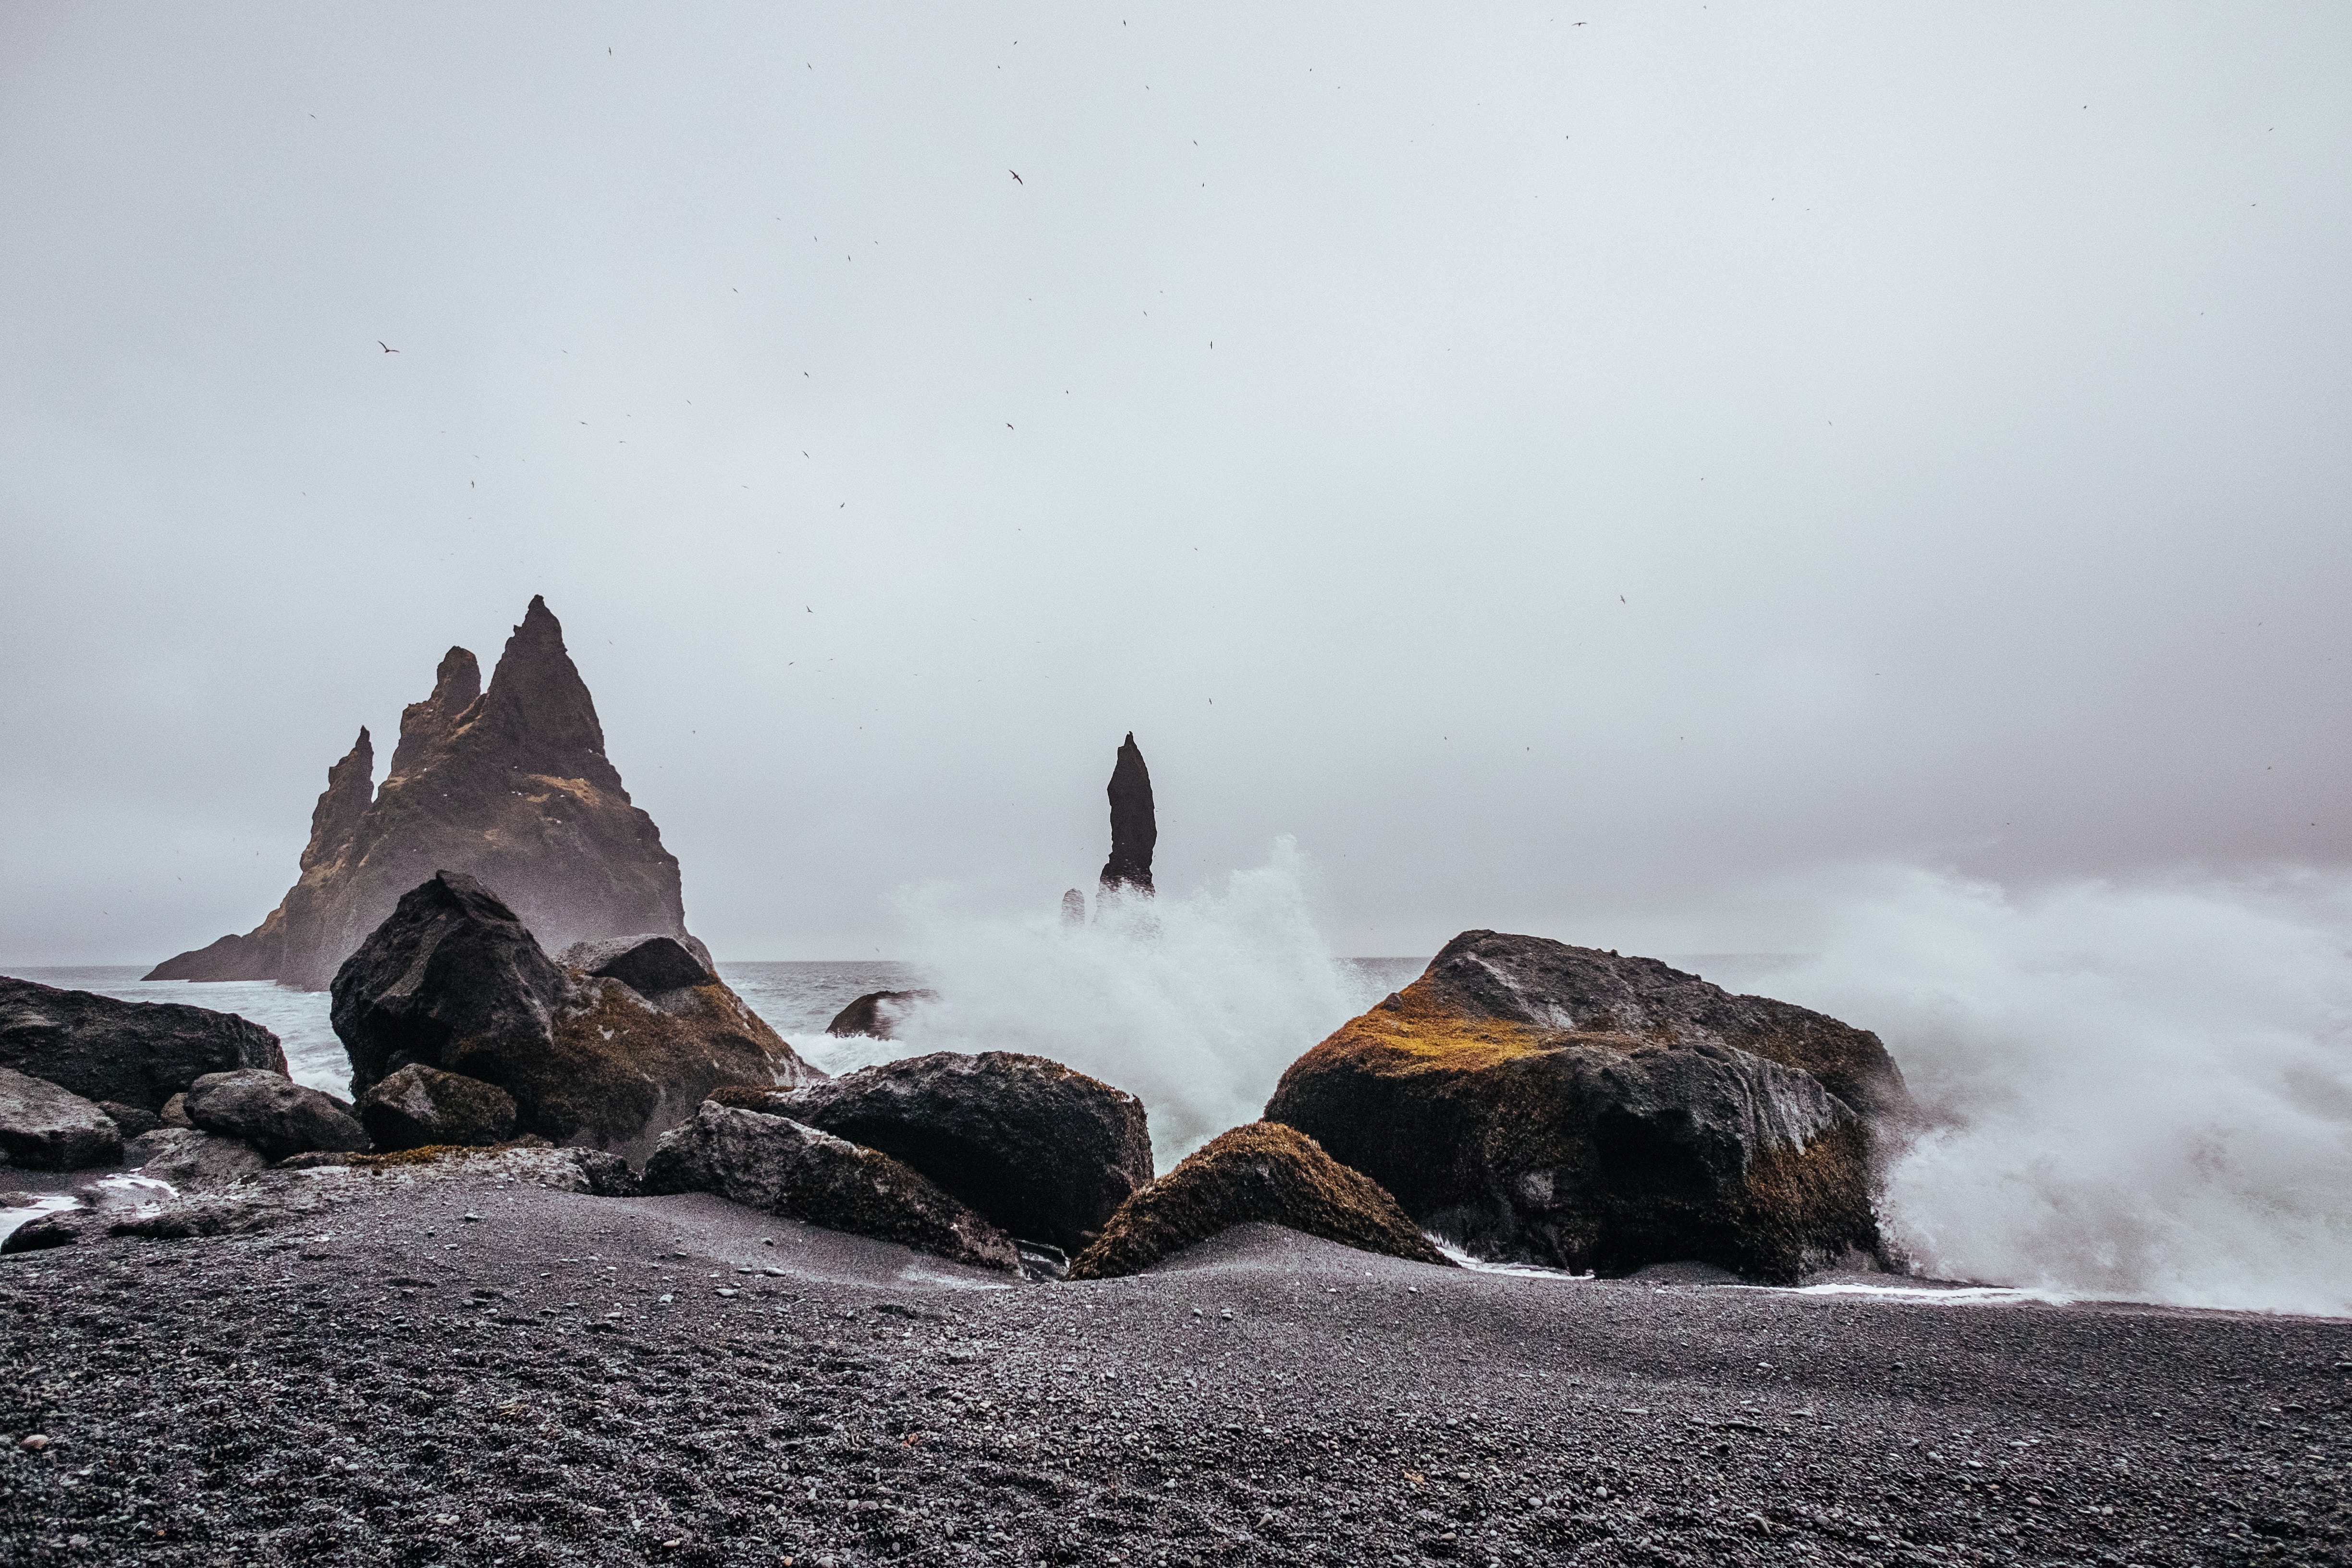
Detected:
left=5, top=1172, right=2349, bottom=1567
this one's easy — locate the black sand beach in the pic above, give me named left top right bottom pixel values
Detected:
left=6, top=1171, right=2348, bottom=1568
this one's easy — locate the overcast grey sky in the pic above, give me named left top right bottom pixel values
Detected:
left=2, top=3, right=2346, bottom=964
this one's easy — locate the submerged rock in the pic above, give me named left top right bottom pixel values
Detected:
left=0, top=1067, right=123, bottom=1171
left=1069, top=1121, right=1451, bottom=1280
left=1098, top=732, right=1156, bottom=898
left=644, top=1101, right=1019, bottom=1273
left=0, top=977, right=286, bottom=1112
left=147, top=597, right=708, bottom=989
left=332, top=871, right=822, bottom=1161
left=183, top=1068, right=370, bottom=1161
left=822, top=990, right=938, bottom=1040
left=1263, top=930, right=1911, bottom=1282
left=733, top=1051, right=1152, bottom=1253
left=358, top=1064, right=518, bottom=1152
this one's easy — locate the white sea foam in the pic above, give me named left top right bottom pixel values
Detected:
left=875, top=837, right=1384, bottom=1168
left=1763, top=865, right=2352, bottom=1318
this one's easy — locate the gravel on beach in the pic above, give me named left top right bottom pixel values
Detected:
left=5, top=1174, right=2350, bottom=1568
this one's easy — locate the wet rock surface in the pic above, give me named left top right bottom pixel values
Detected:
left=0, top=1069, right=122, bottom=1171
left=332, top=871, right=821, bottom=1160
left=146, top=598, right=707, bottom=989
left=1071, top=1121, right=1451, bottom=1279
left=644, top=1102, right=1019, bottom=1273
left=1099, top=731, right=1157, bottom=897
left=184, top=1069, right=369, bottom=1161
left=131, top=1129, right=269, bottom=1190
left=3, top=1193, right=2347, bottom=1568
left=821, top=990, right=938, bottom=1040
left=359, top=1064, right=518, bottom=1151
left=1268, top=931, right=1900, bottom=1281
left=749, top=1051, right=1153, bottom=1254
left=0, top=977, right=287, bottom=1112
left=557, top=935, right=715, bottom=994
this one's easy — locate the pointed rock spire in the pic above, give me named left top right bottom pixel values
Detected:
left=1099, top=732, right=1156, bottom=897
left=479, top=594, right=609, bottom=780
left=388, top=647, right=481, bottom=779
left=298, top=728, right=377, bottom=874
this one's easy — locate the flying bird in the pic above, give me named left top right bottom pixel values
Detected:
left=378, top=341, right=399, bottom=353
left=1009, top=170, right=1023, bottom=184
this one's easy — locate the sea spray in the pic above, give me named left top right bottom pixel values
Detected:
left=866, top=838, right=1381, bottom=1167
left=1765, top=864, right=2352, bottom=1317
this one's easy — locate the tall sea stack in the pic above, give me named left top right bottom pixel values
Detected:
left=1098, top=732, right=1156, bottom=898
left=147, top=596, right=702, bottom=990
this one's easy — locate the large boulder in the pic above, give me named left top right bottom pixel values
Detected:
left=822, top=989, right=937, bottom=1039
left=183, top=1069, right=369, bottom=1161
left=1069, top=1122, right=1452, bottom=1280
left=0, top=977, right=287, bottom=1112
left=332, top=872, right=823, bottom=1161
left=146, top=599, right=713, bottom=990
left=0, top=1068, right=123, bottom=1170
left=644, top=1102, right=1019, bottom=1272
left=730, top=1052, right=1152, bottom=1253
left=1263, top=931, right=1912, bottom=1282
left=558, top=934, right=716, bottom=993
left=358, top=1064, right=518, bottom=1151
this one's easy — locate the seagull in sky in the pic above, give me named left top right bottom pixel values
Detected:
left=1009, top=170, right=1023, bottom=184
left=378, top=341, right=399, bottom=353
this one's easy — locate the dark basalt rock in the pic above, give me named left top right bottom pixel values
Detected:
left=133, top=1128, right=270, bottom=1189
left=98, top=1102, right=163, bottom=1138
left=1098, top=732, right=1156, bottom=898
left=183, top=1068, right=370, bottom=1161
left=644, top=1101, right=1019, bottom=1272
left=1069, top=1121, right=1452, bottom=1280
left=1263, top=931, right=1911, bottom=1283
left=0, top=977, right=287, bottom=1112
left=0, top=1067, right=124, bottom=1170
left=736, top=1051, right=1152, bottom=1253
left=1, top=1210, right=84, bottom=1254
left=147, top=597, right=707, bottom=989
left=558, top=935, right=715, bottom=994
left=822, top=990, right=939, bottom=1040
left=358, top=1064, right=518, bottom=1152
left=332, top=871, right=823, bottom=1162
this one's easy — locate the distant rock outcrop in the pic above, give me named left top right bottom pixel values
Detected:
left=0, top=977, right=287, bottom=1112
left=1069, top=1121, right=1452, bottom=1280
left=1263, top=931, right=1914, bottom=1283
left=146, top=597, right=703, bottom=989
left=1061, top=889, right=1087, bottom=926
left=1098, top=733, right=1156, bottom=898
left=331, top=871, right=822, bottom=1162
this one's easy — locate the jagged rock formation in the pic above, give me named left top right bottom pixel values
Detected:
left=1264, top=931, right=1914, bottom=1283
left=1068, top=1121, right=1452, bottom=1280
left=147, top=597, right=702, bottom=989
left=1098, top=733, right=1156, bottom=898
left=331, top=871, right=821, bottom=1162
left=643, top=1102, right=1020, bottom=1273
left=0, top=977, right=286, bottom=1111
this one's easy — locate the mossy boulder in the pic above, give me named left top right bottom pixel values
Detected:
left=644, top=1101, right=1019, bottom=1273
left=1069, top=1121, right=1452, bottom=1279
left=1263, top=931, right=1909, bottom=1283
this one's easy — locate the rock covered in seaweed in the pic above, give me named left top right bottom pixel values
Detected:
left=331, top=872, right=821, bottom=1161
left=1068, top=1121, right=1452, bottom=1279
left=147, top=597, right=707, bottom=989
left=1263, top=930, right=1911, bottom=1282
left=0, top=977, right=286, bottom=1112
left=643, top=1101, right=1019, bottom=1273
